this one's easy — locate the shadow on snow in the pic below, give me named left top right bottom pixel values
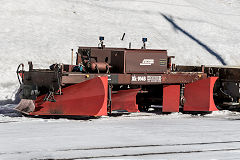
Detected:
left=160, top=13, right=226, bottom=65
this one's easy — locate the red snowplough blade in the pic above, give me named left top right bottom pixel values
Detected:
left=111, top=89, right=140, bottom=112
left=16, top=77, right=108, bottom=116
left=183, top=77, right=218, bottom=111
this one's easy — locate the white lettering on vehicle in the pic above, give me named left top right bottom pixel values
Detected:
left=140, top=59, right=154, bottom=66
left=131, top=75, right=162, bottom=83
left=137, top=76, right=146, bottom=81
left=131, top=75, right=137, bottom=81
left=147, top=76, right=162, bottom=83
left=131, top=75, right=146, bottom=82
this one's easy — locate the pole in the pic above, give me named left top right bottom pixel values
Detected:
left=71, top=49, right=73, bottom=65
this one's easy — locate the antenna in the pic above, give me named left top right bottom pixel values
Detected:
left=121, top=33, right=125, bottom=41
left=71, top=49, right=74, bottom=65
left=129, top=42, right=131, bottom=49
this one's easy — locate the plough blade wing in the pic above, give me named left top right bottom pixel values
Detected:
left=184, top=77, right=218, bottom=111
left=23, top=77, right=108, bottom=116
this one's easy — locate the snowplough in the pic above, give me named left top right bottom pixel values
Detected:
left=15, top=37, right=240, bottom=116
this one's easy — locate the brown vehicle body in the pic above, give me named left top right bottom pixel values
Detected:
left=16, top=43, right=240, bottom=115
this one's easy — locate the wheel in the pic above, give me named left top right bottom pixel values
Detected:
left=138, top=105, right=149, bottom=112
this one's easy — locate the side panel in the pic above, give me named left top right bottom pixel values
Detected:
left=125, top=50, right=168, bottom=73
left=61, top=73, right=207, bottom=85
left=162, top=85, right=180, bottom=112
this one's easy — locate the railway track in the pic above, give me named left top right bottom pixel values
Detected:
left=2, top=140, right=239, bottom=159
left=44, top=148, right=240, bottom=159
left=56, top=140, right=240, bottom=151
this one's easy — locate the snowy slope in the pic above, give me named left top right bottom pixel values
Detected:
left=0, top=0, right=240, bottom=100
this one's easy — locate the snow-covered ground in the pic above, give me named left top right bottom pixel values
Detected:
left=1, top=105, right=240, bottom=159
left=1, top=0, right=240, bottom=159
left=0, top=0, right=240, bottom=100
